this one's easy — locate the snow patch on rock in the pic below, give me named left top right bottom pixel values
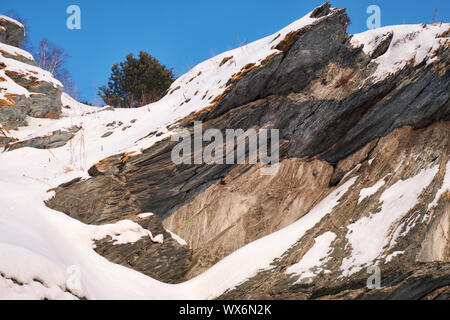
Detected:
left=286, top=232, right=336, bottom=283
left=341, top=165, right=439, bottom=276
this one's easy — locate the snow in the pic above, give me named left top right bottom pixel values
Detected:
left=0, top=8, right=357, bottom=300
left=181, top=176, right=357, bottom=299
left=0, top=243, right=79, bottom=300
left=0, top=277, right=77, bottom=300
left=286, top=232, right=336, bottom=283
left=341, top=164, right=361, bottom=183
left=0, top=42, right=62, bottom=104
left=90, top=220, right=164, bottom=245
left=0, top=7, right=446, bottom=300
left=0, top=41, right=34, bottom=62
left=0, top=14, right=24, bottom=29
left=61, top=93, right=105, bottom=116
left=166, top=230, right=188, bottom=246
left=385, top=251, right=404, bottom=263
left=137, top=212, right=154, bottom=219
left=0, top=6, right=334, bottom=161
left=0, top=243, right=72, bottom=294
left=0, top=45, right=62, bottom=89
left=428, top=159, right=450, bottom=210
left=351, top=23, right=449, bottom=83
left=0, top=66, right=30, bottom=100
left=0, top=154, right=357, bottom=299
left=358, top=178, right=386, bottom=204
left=341, top=165, right=439, bottom=276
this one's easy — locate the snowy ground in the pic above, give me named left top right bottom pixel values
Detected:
left=0, top=9, right=448, bottom=299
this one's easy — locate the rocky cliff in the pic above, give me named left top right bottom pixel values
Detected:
left=0, top=3, right=449, bottom=300
left=0, top=15, right=63, bottom=131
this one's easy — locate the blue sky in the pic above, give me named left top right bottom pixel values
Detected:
left=1, top=0, right=448, bottom=103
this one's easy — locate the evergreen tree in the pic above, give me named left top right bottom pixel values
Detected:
left=98, top=52, right=175, bottom=108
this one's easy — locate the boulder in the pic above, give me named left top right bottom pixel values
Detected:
left=0, top=15, right=25, bottom=47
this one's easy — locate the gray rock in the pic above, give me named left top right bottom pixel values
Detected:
left=0, top=25, right=6, bottom=44
left=101, top=131, right=113, bottom=138
left=0, top=15, right=63, bottom=128
left=7, top=126, right=80, bottom=151
left=93, top=214, right=192, bottom=283
left=0, top=15, right=25, bottom=47
left=371, top=31, right=393, bottom=59
left=310, top=2, right=331, bottom=18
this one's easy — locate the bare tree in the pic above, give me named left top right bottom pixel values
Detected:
left=35, top=39, right=68, bottom=79
left=4, top=12, right=80, bottom=100
left=34, top=39, right=79, bottom=98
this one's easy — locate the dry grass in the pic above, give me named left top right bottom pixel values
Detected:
left=226, top=63, right=260, bottom=87
left=270, top=34, right=281, bottom=44
left=168, top=86, right=181, bottom=95
left=121, top=151, right=138, bottom=164
left=260, top=52, right=282, bottom=66
left=435, top=28, right=450, bottom=38
left=273, top=30, right=302, bottom=52
left=69, top=126, right=87, bottom=171
left=0, top=49, right=29, bottom=61
left=44, top=108, right=60, bottom=119
left=0, top=125, right=11, bottom=134
left=219, top=56, right=233, bottom=67
left=63, top=166, right=74, bottom=174
left=0, top=93, right=19, bottom=106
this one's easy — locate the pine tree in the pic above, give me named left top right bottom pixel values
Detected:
left=98, top=52, right=175, bottom=108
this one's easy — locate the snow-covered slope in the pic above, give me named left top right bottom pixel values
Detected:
left=351, top=23, right=449, bottom=83
left=0, top=4, right=449, bottom=300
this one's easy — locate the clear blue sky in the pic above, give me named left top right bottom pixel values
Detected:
left=1, top=0, right=448, bottom=103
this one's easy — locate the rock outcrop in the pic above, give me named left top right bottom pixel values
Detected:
left=6, top=126, right=81, bottom=151
left=43, top=3, right=449, bottom=299
left=218, top=122, right=450, bottom=299
left=0, top=15, right=63, bottom=129
left=93, top=213, right=192, bottom=283
left=0, top=15, right=25, bottom=47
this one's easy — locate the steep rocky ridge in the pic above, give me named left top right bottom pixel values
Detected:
left=39, top=3, right=450, bottom=299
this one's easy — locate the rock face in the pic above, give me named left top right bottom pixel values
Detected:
left=218, top=122, right=450, bottom=299
left=163, top=159, right=335, bottom=278
left=0, top=15, right=25, bottom=47
left=6, top=126, right=80, bottom=151
left=45, top=3, right=449, bottom=299
left=0, top=15, right=63, bottom=129
left=93, top=213, right=192, bottom=283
